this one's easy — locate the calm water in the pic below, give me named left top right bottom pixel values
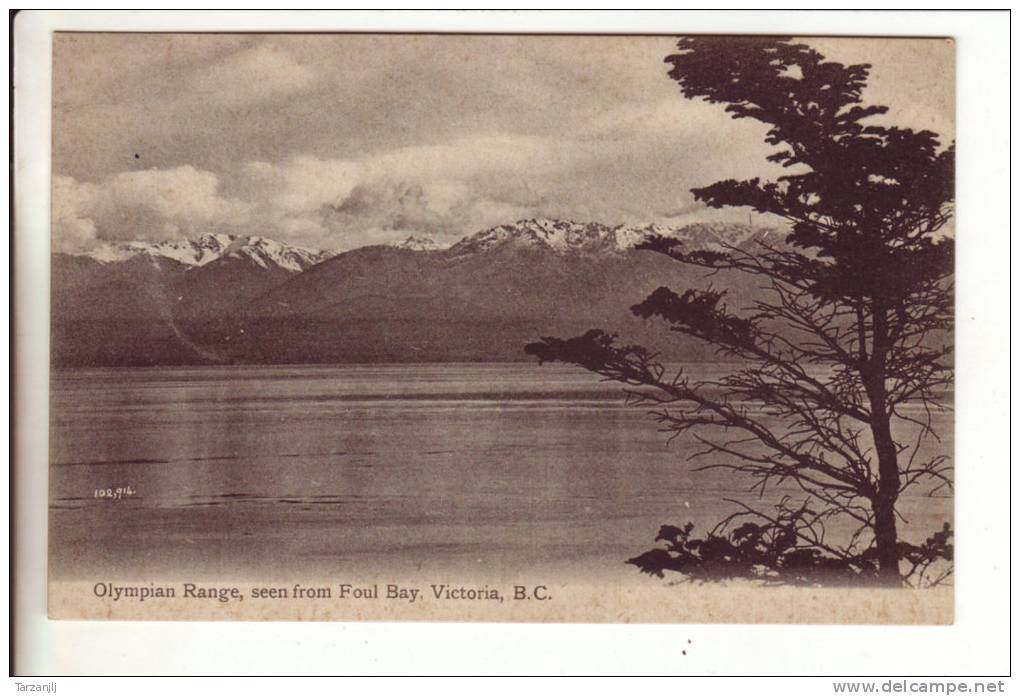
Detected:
left=49, top=364, right=953, bottom=582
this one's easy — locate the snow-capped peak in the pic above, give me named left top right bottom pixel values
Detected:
left=219, top=235, right=330, bottom=272
left=446, top=218, right=780, bottom=257
left=447, top=218, right=620, bottom=256
left=79, top=234, right=330, bottom=272
left=611, top=223, right=676, bottom=250
left=389, top=235, right=443, bottom=252
left=85, top=234, right=234, bottom=267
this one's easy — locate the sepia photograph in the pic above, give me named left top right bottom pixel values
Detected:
left=43, top=30, right=958, bottom=624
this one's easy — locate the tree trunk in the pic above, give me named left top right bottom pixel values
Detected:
left=869, top=408, right=903, bottom=584
left=872, top=450, right=902, bottom=585
left=866, top=299, right=903, bottom=586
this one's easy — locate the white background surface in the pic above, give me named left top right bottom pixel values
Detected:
left=9, top=9, right=1013, bottom=680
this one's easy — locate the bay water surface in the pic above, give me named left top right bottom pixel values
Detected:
left=49, top=363, right=952, bottom=583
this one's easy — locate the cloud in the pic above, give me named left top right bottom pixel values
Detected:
left=194, top=44, right=317, bottom=106
left=53, top=118, right=785, bottom=254
left=243, top=156, right=361, bottom=214
left=363, top=134, right=581, bottom=180
left=53, top=120, right=768, bottom=254
left=52, top=176, right=100, bottom=252
left=658, top=199, right=710, bottom=220
left=52, top=33, right=955, bottom=246
left=236, top=156, right=363, bottom=248
left=52, top=166, right=252, bottom=250
left=319, top=179, right=533, bottom=244
left=230, top=134, right=595, bottom=248
left=585, top=99, right=708, bottom=140
left=102, top=166, right=248, bottom=228
left=319, top=180, right=443, bottom=240
left=54, top=117, right=777, bottom=254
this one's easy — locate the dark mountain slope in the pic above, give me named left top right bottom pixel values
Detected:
left=51, top=220, right=781, bottom=366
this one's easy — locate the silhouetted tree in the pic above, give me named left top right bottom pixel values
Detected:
left=527, top=37, right=954, bottom=587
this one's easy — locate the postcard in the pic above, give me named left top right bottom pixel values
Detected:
left=45, top=32, right=955, bottom=623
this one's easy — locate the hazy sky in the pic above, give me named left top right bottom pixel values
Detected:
left=52, top=34, right=954, bottom=252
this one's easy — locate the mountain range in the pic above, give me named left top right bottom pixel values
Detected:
left=51, top=220, right=777, bottom=366
left=83, top=233, right=336, bottom=270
